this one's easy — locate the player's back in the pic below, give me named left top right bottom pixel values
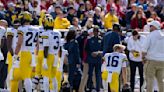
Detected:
left=43, top=30, right=61, bottom=55
left=104, top=52, right=127, bottom=74
left=18, top=25, right=39, bottom=52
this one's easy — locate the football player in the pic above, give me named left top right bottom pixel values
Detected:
left=102, top=44, right=128, bottom=92
left=41, top=16, right=61, bottom=92
left=10, top=11, right=39, bottom=92
left=6, top=20, right=20, bottom=90
left=32, top=14, right=52, bottom=91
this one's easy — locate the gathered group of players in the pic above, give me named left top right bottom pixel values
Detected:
left=0, top=11, right=69, bottom=92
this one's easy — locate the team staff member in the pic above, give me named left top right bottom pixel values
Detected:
left=10, top=11, right=39, bottom=92
left=127, top=30, right=145, bottom=92
left=85, top=26, right=102, bottom=92
left=64, top=28, right=81, bottom=92
left=103, top=23, right=121, bottom=54
left=142, top=20, right=164, bottom=92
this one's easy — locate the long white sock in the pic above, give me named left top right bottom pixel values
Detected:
left=6, top=74, right=10, bottom=90
left=51, top=77, right=58, bottom=92
left=102, top=80, right=108, bottom=92
left=24, top=78, right=32, bottom=92
left=43, top=77, right=49, bottom=92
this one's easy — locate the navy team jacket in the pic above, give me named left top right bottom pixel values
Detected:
left=85, top=36, right=102, bottom=64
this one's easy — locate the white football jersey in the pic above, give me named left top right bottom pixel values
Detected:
left=104, top=52, right=127, bottom=74
left=42, top=30, right=61, bottom=54
left=6, top=27, right=18, bottom=51
left=18, top=25, right=39, bottom=52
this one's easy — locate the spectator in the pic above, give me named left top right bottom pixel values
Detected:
left=77, top=3, right=85, bottom=21
left=143, top=18, right=154, bottom=32
left=145, top=3, right=155, bottom=18
left=85, top=26, right=102, bottom=92
left=5, top=2, right=15, bottom=27
left=85, top=1, right=92, bottom=12
left=23, top=0, right=29, bottom=11
left=50, top=5, right=62, bottom=19
left=104, top=7, right=119, bottom=29
left=28, top=0, right=41, bottom=16
left=131, top=10, right=147, bottom=30
left=114, top=0, right=126, bottom=27
left=103, top=23, right=121, bottom=54
left=71, top=17, right=81, bottom=32
left=126, top=3, right=137, bottom=29
left=0, top=3, right=5, bottom=20
left=93, top=7, right=103, bottom=29
left=40, top=0, right=47, bottom=10
left=31, top=11, right=39, bottom=25
left=114, top=0, right=125, bottom=19
left=128, top=0, right=137, bottom=9
left=142, top=20, right=164, bottom=92
left=64, top=28, right=81, bottom=92
left=106, top=0, right=115, bottom=13
left=67, top=5, right=76, bottom=25
left=150, top=11, right=161, bottom=22
left=119, top=0, right=128, bottom=10
left=127, top=30, right=145, bottom=92
left=137, top=0, right=148, bottom=11
left=97, top=0, right=106, bottom=8
left=81, top=10, right=94, bottom=27
left=84, top=18, right=94, bottom=36
left=54, top=11, right=70, bottom=29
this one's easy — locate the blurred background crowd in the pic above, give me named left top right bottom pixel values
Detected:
left=0, top=0, right=163, bottom=29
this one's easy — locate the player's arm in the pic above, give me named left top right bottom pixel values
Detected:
left=44, top=46, right=49, bottom=58
left=122, top=57, right=128, bottom=85
left=15, top=32, right=23, bottom=55
left=122, top=67, right=127, bottom=85
left=7, top=33, right=14, bottom=56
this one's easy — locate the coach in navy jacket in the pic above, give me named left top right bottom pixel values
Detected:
left=85, top=26, right=102, bottom=91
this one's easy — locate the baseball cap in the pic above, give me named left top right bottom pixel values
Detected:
left=148, top=20, right=161, bottom=29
